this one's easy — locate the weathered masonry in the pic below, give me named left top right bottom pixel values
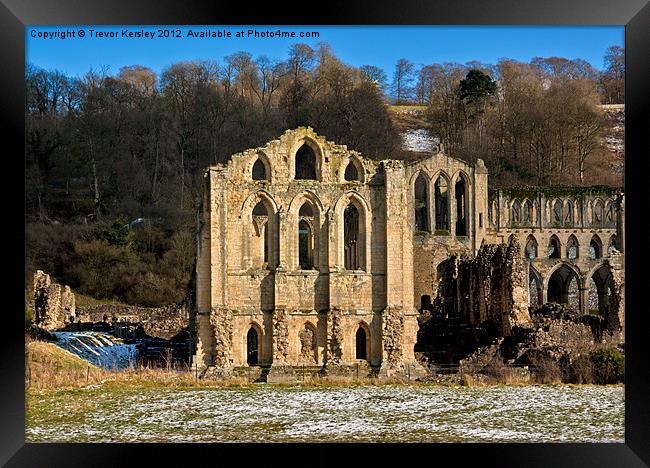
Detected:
left=193, top=127, right=624, bottom=377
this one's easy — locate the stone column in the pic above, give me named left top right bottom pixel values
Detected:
left=209, top=307, right=233, bottom=377
left=616, top=195, right=625, bottom=253
left=450, top=186, right=457, bottom=240
left=267, top=307, right=296, bottom=383
left=378, top=306, right=427, bottom=380
left=578, top=286, right=589, bottom=315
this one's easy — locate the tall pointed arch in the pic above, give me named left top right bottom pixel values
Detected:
left=288, top=191, right=323, bottom=271
left=566, top=234, right=579, bottom=259
left=414, top=172, right=430, bottom=232
left=454, top=172, right=469, bottom=236
left=333, top=191, right=371, bottom=271
left=241, top=190, right=280, bottom=269
left=434, top=172, right=450, bottom=232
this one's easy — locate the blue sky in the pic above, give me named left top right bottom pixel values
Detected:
left=26, top=25, right=624, bottom=78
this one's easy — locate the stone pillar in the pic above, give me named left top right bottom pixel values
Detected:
left=450, top=185, right=457, bottom=240
left=578, top=286, right=589, bottom=315
left=277, top=209, right=289, bottom=269
left=33, top=270, right=76, bottom=331
left=378, top=306, right=427, bottom=380
left=209, top=307, right=233, bottom=377
left=605, top=252, right=624, bottom=341
left=616, top=195, right=625, bottom=253
left=473, top=159, right=489, bottom=255
left=267, top=307, right=296, bottom=383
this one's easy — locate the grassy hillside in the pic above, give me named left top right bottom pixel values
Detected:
left=26, top=339, right=106, bottom=390
left=388, top=105, right=429, bottom=132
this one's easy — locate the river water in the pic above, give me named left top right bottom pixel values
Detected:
left=26, top=384, right=623, bottom=443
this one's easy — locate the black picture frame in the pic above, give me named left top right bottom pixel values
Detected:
left=4, top=0, right=649, bottom=465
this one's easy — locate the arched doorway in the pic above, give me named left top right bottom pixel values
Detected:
left=587, top=264, right=612, bottom=317
left=355, top=325, right=368, bottom=360
left=246, top=326, right=259, bottom=365
left=547, top=264, right=580, bottom=309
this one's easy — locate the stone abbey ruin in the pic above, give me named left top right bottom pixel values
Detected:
left=192, top=127, right=625, bottom=381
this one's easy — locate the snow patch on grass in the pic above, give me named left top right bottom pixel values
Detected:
left=27, top=384, right=624, bottom=442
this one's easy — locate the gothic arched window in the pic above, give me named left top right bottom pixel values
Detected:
left=295, top=144, right=317, bottom=180
left=414, top=173, right=430, bottom=232
left=344, top=204, right=360, bottom=270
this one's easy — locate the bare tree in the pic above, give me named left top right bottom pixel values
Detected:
left=392, top=58, right=415, bottom=105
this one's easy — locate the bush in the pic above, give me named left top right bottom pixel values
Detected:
left=590, top=348, right=624, bottom=384
left=569, top=354, right=594, bottom=384
left=96, top=220, right=130, bottom=246
left=529, top=353, right=563, bottom=384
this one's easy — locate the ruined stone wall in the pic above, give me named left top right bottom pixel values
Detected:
left=431, top=238, right=531, bottom=336
left=382, top=306, right=404, bottom=366
left=210, top=307, right=233, bottom=375
left=33, top=270, right=75, bottom=331
left=412, top=235, right=471, bottom=309
left=605, top=251, right=625, bottom=341
left=75, top=303, right=189, bottom=340
left=327, top=308, right=344, bottom=364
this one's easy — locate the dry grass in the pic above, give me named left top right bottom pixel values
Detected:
left=25, top=337, right=249, bottom=391
left=26, top=337, right=108, bottom=390
left=26, top=337, right=429, bottom=392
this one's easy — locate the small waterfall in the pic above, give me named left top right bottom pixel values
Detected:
left=52, top=331, right=138, bottom=370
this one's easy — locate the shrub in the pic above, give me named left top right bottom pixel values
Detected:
left=529, top=353, right=563, bottom=384
left=569, top=354, right=594, bottom=384
left=590, top=348, right=624, bottom=384
left=96, top=220, right=130, bottom=246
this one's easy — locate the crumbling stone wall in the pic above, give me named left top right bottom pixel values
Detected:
left=298, top=326, right=317, bottom=363
left=606, top=252, right=625, bottom=341
left=461, top=303, right=600, bottom=375
left=327, top=307, right=344, bottom=364
left=430, top=238, right=530, bottom=336
left=75, top=303, right=189, bottom=339
left=210, top=307, right=233, bottom=375
left=382, top=306, right=404, bottom=366
left=33, top=270, right=75, bottom=330
left=272, top=309, right=290, bottom=363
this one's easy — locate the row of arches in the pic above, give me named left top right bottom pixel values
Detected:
left=244, top=190, right=369, bottom=271
left=528, top=262, right=614, bottom=317
left=494, top=197, right=618, bottom=228
left=250, top=143, right=365, bottom=183
left=245, top=322, right=370, bottom=365
left=414, top=170, right=469, bottom=236
left=522, top=233, right=618, bottom=260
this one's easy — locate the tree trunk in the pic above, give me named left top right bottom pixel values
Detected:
left=89, top=136, right=101, bottom=219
